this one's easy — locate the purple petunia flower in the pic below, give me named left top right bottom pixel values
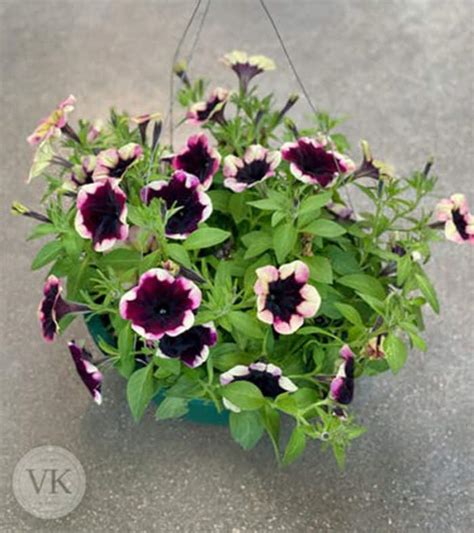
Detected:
left=281, top=137, right=355, bottom=187
left=221, top=51, right=275, bottom=93
left=74, top=178, right=129, bottom=252
left=92, top=143, right=143, bottom=181
left=38, top=276, right=89, bottom=342
left=141, top=171, right=212, bottom=240
left=186, top=87, right=229, bottom=125
left=71, top=155, right=96, bottom=186
left=27, top=94, right=76, bottom=146
left=254, top=260, right=321, bottom=335
left=68, top=341, right=103, bottom=405
left=223, top=144, right=281, bottom=192
left=156, top=322, right=217, bottom=368
left=435, top=193, right=474, bottom=245
left=171, top=133, right=221, bottom=190
left=119, top=268, right=202, bottom=341
left=220, top=362, right=297, bottom=412
left=330, top=345, right=355, bottom=405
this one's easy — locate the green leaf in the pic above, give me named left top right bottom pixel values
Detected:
left=303, top=256, right=333, bottom=284
left=222, top=381, right=265, bottom=411
left=415, top=273, right=440, bottom=314
left=117, top=323, right=135, bottom=378
left=332, top=442, right=346, bottom=469
left=228, top=311, right=264, bottom=339
left=298, top=192, right=332, bottom=217
left=167, top=243, right=192, bottom=268
left=31, top=240, right=63, bottom=270
left=126, top=364, right=157, bottom=422
left=358, top=293, right=386, bottom=316
left=98, top=248, right=141, bottom=271
left=229, top=411, right=264, bottom=450
left=283, top=426, right=306, bottom=465
left=183, top=227, right=231, bottom=250
left=228, top=193, right=248, bottom=223
left=384, top=334, right=408, bottom=373
left=327, top=246, right=360, bottom=275
left=334, top=303, right=363, bottom=326
left=242, top=231, right=272, bottom=260
left=27, top=223, right=57, bottom=241
left=302, top=219, right=346, bottom=238
left=338, top=273, right=386, bottom=300
left=207, top=190, right=230, bottom=212
left=261, top=404, right=281, bottom=462
left=155, top=397, right=188, bottom=420
left=397, top=255, right=412, bottom=286
left=247, top=198, right=282, bottom=211
left=273, top=223, right=297, bottom=263
left=271, top=211, right=286, bottom=227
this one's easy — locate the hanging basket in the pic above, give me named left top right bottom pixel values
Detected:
left=14, top=1, right=471, bottom=465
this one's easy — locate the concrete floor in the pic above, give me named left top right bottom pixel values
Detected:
left=1, top=1, right=473, bottom=531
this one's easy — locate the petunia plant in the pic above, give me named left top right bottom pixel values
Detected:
left=14, top=51, right=472, bottom=467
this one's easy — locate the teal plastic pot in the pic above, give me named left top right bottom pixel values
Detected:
left=85, top=314, right=229, bottom=426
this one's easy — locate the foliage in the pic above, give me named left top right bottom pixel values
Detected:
left=16, top=52, right=461, bottom=468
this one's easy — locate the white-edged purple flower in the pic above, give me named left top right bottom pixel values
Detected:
left=38, top=276, right=89, bottom=342
left=221, top=51, right=275, bottom=93
left=27, top=95, right=76, bottom=146
left=71, top=155, right=96, bottom=186
left=92, top=143, right=143, bottom=180
left=156, top=322, right=217, bottom=368
left=220, top=362, right=297, bottom=412
left=435, top=193, right=474, bottom=245
left=68, top=341, right=103, bottom=405
left=75, top=178, right=129, bottom=252
left=254, top=260, right=321, bottom=335
left=223, top=144, right=281, bottom=192
left=141, top=171, right=212, bottom=240
left=330, top=345, right=355, bottom=405
left=281, top=137, right=355, bottom=187
left=186, top=87, right=229, bottom=125
left=171, top=133, right=221, bottom=190
left=119, top=268, right=202, bottom=341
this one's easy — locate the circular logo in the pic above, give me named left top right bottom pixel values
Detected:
left=12, top=446, right=86, bottom=519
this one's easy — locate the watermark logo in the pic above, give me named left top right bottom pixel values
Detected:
left=12, top=445, right=86, bottom=519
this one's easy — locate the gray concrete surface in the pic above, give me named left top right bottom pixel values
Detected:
left=1, top=0, right=473, bottom=531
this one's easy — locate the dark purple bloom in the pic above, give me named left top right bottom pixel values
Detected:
left=223, top=144, right=281, bottom=192
left=281, top=137, right=355, bottom=187
left=119, top=268, right=202, bottom=341
left=92, top=143, right=143, bottom=180
left=38, top=276, right=89, bottom=342
left=435, top=194, right=474, bottom=245
left=354, top=140, right=394, bottom=181
left=186, top=87, right=229, bottom=125
left=171, top=134, right=221, bottom=190
left=221, top=51, right=275, bottom=93
left=157, top=323, right=217, bottom=368
left=220, top=362, right=297, bottom=412
left=330, top=345, right=355, bottom=405
left=68, top=341, right=103, bottom=405
left=254, top=261, right=321, bottom=335
left=141, top=171, right=212, bottom=240
left=75, top=178, right=129, bottom=252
